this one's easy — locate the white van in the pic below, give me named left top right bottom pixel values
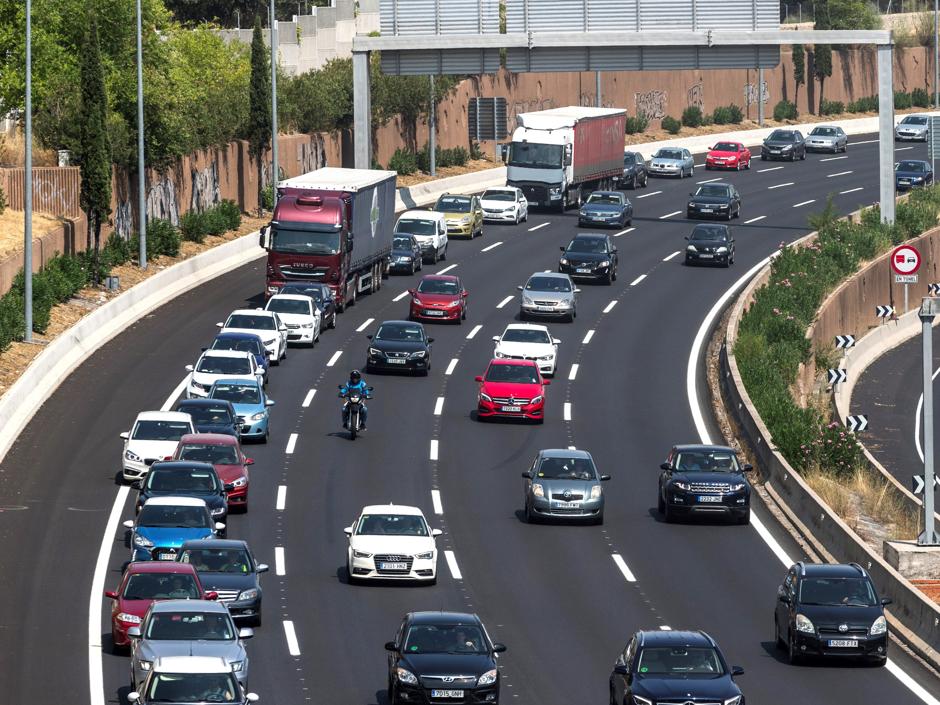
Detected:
left=394, top=210, right=448, bottom=264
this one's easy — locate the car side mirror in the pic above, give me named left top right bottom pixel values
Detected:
left=492, top=335, right=500, bottom=342
left=127, top=693, right=141, bottom=704
left=246, top=695, right=259, bottom=704
left=216, top=322, right=224, bottom=328
left=521, top=471, right=532, bottom=479
left=684, top=236, right=689, bottom=240
left=492, top=643, right=507, bottom=653
left=731, top=666, right=745, bottom=676
left=265, top=399, right=275, bottom=407
left=553, top=338, right=561, bottom=344
left=131, top=480, right=142, bottom=490
left=613, top=664, right=629, bottom=675
left=431, top=529, right=443, bottom=537
left=516, top=285, right=524, bottom=291
left=366, top=334, right=373, bottom=340
left=428, top=338, right=434, bottom=344
left=660, top=463, right=671, bottom=471
left=245, top=458, right=254, bottom=465
left=461, top=291, right=468, bottom=298
left=385, top=641, right=399, bottom=652
left=600, top=474, right=611, bottom=481
left=688, top=192, right=693, bottom=197
left=205, top=591, right=219, bottom=601
left=559, top=246, right=566, bottom=252
left=239, top=627, right=255, bottom=639
left=344, top=526, right=353, bottom=536
left=408, top=289, right=416, bottom=296
left=105, top=590, right=118, bottom=600
left=543, top=380, right=551, bottom=386
left=742, top=463, right=753, bottom=472
left=127, top=626, right=142, bottom=638
left=185, top=364, right=194, bottom=372
left=123, top=520, right=135, bottom=529
left=881, top=597, right=893, bottom=606
left=611, top=247, right=618, bottom=253
left=214, top=522, right=226, bottom=532
left=573, top=288, right=581, bottom=293
left=250, top=564, right=267, bottom=574
left=475, top=376, right=484, bottom=382
left=777, top=587, right=790, bottom=604
left=120, top=431, right=130, bottom=440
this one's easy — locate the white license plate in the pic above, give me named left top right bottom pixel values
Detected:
left=536, top=306, right=554, bottom=311
left=379, top=562, right=409, bottom=571
left=501, top=405, right=522, bottom=412
left=828, top=639, right=858, bottom=648
left=701, top=208, right=713, bottom=213
left=158, top=553, right=176, bottom=560
left=424, top=310, right=445, bottom=316
left=697, top=495, right=722, bottom=503
left=387, top=359, right=407, bottom=365
left=576, top=268, right=592, bottom=273
left=555, top=501, right=581, bottom=509
left=431, top=690, right=464, bottom=698
left=698, top=254, right=714, bottom=259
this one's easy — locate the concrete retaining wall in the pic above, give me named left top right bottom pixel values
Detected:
left=0, top=214, right=87, bottom=296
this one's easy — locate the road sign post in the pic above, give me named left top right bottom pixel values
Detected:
left=891, top=244, right=922, bottom=313
left=930, top=117, right=940, bottom=177
left=919, top=297, right=940, bottom=545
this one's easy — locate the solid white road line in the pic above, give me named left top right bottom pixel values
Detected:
left=636, top=190, right=662, bottom=199
left=767, top=182, right=794, bottom=190
left=696, top=177, right=722, bottom=184
left=568, top=364, right=579, bottom=380
left=840, top=187, right=864, bottom=195
left=826, top=170, right=853, bottom=178
left=497, top=295, right=514, bottom=309
left=603, top=301, right=617, bottom=313
left=302, top=389, right=316, bottom=408
left=444, top=550, right=463, bottom=579
left=431, top=489, right=444, bottom=515
left=466, top=324, right=483, bottom=339
left=436, top=263, right=458, bottom=274
left=630, top=274, right=647, bottom=286
left=276, top=485, right=287, bottom=511
left=356, top=317, right=374, bottom=333
left=913, top=365, right=940, bottom=462
left=283, top=621, right=302, bottom=656
left=393, top=290, right=410, bottom=302
left=275, top=547, right=286, bottom=576
left=434, top=397, right=445, bottom=416
left=445, top=358, right=459, bottom=375
left=659, top=210, right=682, bottom=219
left=285, top=433, right=298, bottom=454
left=792, top=199, right=816, bottom=208
left=612, top=554, right=637, bottom=582
left=528, top=223, right=549, bottom=232
left=819, top=155, right=848, bottom=162
left=757, top=166, right=784, bottom=173
left=744, top=215, right=767, bottom=224
left=430, top=440, right=439, bottom=461
left=885, top=661, right=940, bottom=705
left=613, top=227, right=635, bottom=237
left=663, top=251, right=681, bottom=262
left=563, top=402, right=572, bottom=421
left=582, top=329, right=595, bottom=344
left=326, top=350, right=343, bottom=367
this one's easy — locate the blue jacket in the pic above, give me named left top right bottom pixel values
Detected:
left=340, top=380, right=369, bottom=397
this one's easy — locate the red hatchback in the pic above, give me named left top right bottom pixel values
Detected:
left=409, top=274, right=468, bottom=323
left=173, top=433, right=253, bottom=511
left=705, top=141, right=751, bottom=170
left=475, top=359, right=549, bottom=422
left=105, top=561, right=212, bottom=650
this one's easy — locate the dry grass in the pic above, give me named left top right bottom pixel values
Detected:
left=0, top=130, right=59, bottom=168
left=0, top=209, right=61, bottom=261
left=396, top=158, right=497, bottom=188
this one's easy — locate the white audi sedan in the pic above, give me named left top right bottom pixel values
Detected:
left=344, top=504, right=442, bottom=584
left=185, top=350, right=262, bottom=398
left=480, top=186, right=528, bottom=224
left=264, top=294, right=321, bottom=346
left=217, top=309, right=288, bottom=365
left=492, top=323, right=560, bottom=376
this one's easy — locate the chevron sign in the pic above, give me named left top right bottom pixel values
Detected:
left=929, top=283, right=940, bottom=295
left=875, top=305, right=894, bottom=318
left=827, top=369, right=847, bottom=384
left=912, top=475, right=939, bottom=494
left=835, top=335, right=856, bottom=349
left=846, top=415, right=868, bottom=432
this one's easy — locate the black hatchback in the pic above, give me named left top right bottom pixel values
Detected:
left=657, top=444, right=753, bottom=523
left=559, top=233, right=619, bottom=284
left=610, top=630, right=744, bottom=705
left=366, top=320, right=433, bottom=375
left=684, top=224, right=735, bottom=268
left=135, top=461, right=228, bottom=524
left=686, top=183, right=741, bottom=220
left=386, top=611, right=506, bottom=705
left=174, top=398, right=240, bottom=437
left=774, top=562, right=891, bottom=665
left=761, top=129, right=806, bottom=161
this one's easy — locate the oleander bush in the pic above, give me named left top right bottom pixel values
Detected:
left=625, top=113, right=649, bottom=135
left=847, top=95, right=878, bottom=113
left=711, top=104, right=744, bottom=125
left=819, top=99, right=844, bottom=116
left=772, top=99, right=798, bottom=121
left=895, top=90, right=913, bottom=109
left=681, top=106, right=704, bottom=128
left=662, top=116, right=682, bottom=134
left=912, top=87, right=930, bottom=108
left=388, top=147, right=418, bottom=175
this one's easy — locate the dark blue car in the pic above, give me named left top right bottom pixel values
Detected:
left=210, top=332, right=269, bottom=382
left=577, top=191, right=633, bottom=228
left=895, top=159, right=933, bottom=191
left=174, top=398, right=240, bottom=437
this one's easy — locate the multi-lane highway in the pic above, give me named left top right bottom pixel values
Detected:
left=1, top=132, right=939, bottom=705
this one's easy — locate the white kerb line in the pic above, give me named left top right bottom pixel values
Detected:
left=276, top=485, right=287, bottom=511
left=466, top=324, right=483, bottom=339
left=283, top=621, right=302, bottom=656
left=430, top=439, right=439, bottom=461
left=582, top=329, right=595, bottom=344
left=445, top=358, right=459, bottom=375
left=356, top=317, right=374, bottom=332
left=393, top=290, right=410, bottom=301
left=611, top=554, right=637, bottom=582
left=275, top=546, right=286, bottom=576
left=792, top=200, right=816, bottom=208
left=496, top=295, right=514, bottom=308
left=744, top=216, right=766, bottom=224
left=285, top=433, right=298, bottom=454
left=767, top=182, right=794, bottom=190
left=659, top=210, right=682, bottom=219
left=663, top=251, right=681, bottom=261
left=563, top=402, right=572, bottom=421
left=568, top=363, right=579, bottom=380
left=481, top=242, right=504, bottom=252
left=840, top=187, right=864, bottom=195
left=433, top=397, right=445, bottom=416
left=431, top=489, right=444, bottom=515
left=301, top=389, right=316, bottom=408
left=444, top=550, right=463, bottom=579
left=636, top=190, right=662, bottom=199
left=326, top=350, right=343, bottom=367
left=527, top=222, right=549, bottom=232
left=826, top=170, right=853, bottom=178
left=603, top=300, right=617, bottom=313
left=436, top=263, right=458, bottom=274
left=630, top=274, right=646, bottom=286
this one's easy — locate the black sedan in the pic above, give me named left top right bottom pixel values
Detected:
left=174, top=398, right=240, bottom=437
left=366, top=320, right=433, bottom=375
left=657, top=444, right=752, bottom=522
left=389, top=233, right=423, bottom=275
left=684, top=224, right=735, bottom=268
left=278, top=282, right=337, bottom=330
left=619, top=151, right=648, bottom=189
left=386, top=611, right=506, bottom=705
left=761, top=128, right=806, bottom=161
left=687, top=183, right=741, bottom=220
left=577, top=191, right=632, bottom=228
left=895, top=159, right=934, bottom=191
left=135, top=461, right=228, bottom=524
left=178, top=539, right=268, bottom=626
left=559, top=233, right=619, bottom=284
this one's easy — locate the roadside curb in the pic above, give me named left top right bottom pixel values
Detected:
left=395, top=167, right=506, bottom=212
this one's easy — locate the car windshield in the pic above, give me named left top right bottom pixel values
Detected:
left=267, top=298, right=311, bottom=315
left=674, top=451, right=739, bottom=472
left=508, top=141, right=563, bottom=170
left=133, top=420, right=192, bottom=442
left=902, top=116, right=928, bottom=125
left=437, top=196, right=471, bottom=212
left=695, top=185, right=730, bottom=198
left=567, top=238, right=608, bottom=254
left=586, top=193, right=622, bottom=205
left=712, top=142, right=739, bottom=152
left=393, top=236, right=414, bottom=249
left=417, top=279, right=460, bottom=295
left=181, top=548, right=253, bottom=574
left=501, top=328, right=551, bottom=344
left=898, top=161, right=928, bottom=173
left=799, top=577, right=878, bottom=606
left=137, top=505, right=211, bottom=528
left=225, top=314, right=275, bottom=331
left=485, top=364, right=540, bottom=384
left=623, top=153, right=637, bottom=164
left=178, top=405, right=234, bottom=426
left=537, top=456, right=596, bottom=480
left=655, top=149, right=684, bottom=160
left=144, top=611, right=235, bottom=641
left=375, top=324, right=424, bottom=342
left=526, top=276, right=571, bottom=292
left=690, top=226, right=729, bottom=242
left=811, top=127, right=837, bottom=136
left=396, top=218, right=438, bottom=236
left=212, top=338, right=263, bottom=356
left=637, top=647, right=723, bottom=675
left=769, top=130, right=796, bottom=142
left=482, top=189, right=515, bottom=202
left=196, top=356, right=251, bottom=375
left=178, top=444, right=240, bottom=466
left=211, top=383, right=261, bottom=405
left=145, top=469, right=219, bottom=493
left=404, top=624, right=488, bottom=655
left=271, top=224, right=341, bottom=255
left=122, top=573, right=201, bottom=600
left=146, top=673, right=240, bottom=703
left=356, top=513, right=429, bottom=536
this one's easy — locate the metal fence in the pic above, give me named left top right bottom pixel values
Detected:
left=0, top=167, right=82, bottom=218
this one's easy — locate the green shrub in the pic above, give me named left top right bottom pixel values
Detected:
left=819, top=99, right=844, bottom=116
left=912, top=87, right=930, bottom=108
left=443, top=146, right=469, bottom=168
left=202, top=208, right=229, bottom=237
left=388, top=148, right=418, bottom=175
left=625, top=113, right=649, bottom=135
left=260, top=185, right=275, bottom=211
left=772, top=99, right=798, bottom=121
left=179, top=211, right=209, bottom=244
left=0, top=292, right=25, bottom=352
left=681, top=106, right=703, bottom=128
left=146, top=218, right=181, bottom=258
left=661, top=116, right=682, bottom=134
left=470, top=141, right=483, bottom=160
left=0, top=183, right=6, bottom=215
left=215, top=200, right=242, bottom=231
left=711, top=104, right=743, bottom=125
left=847, top=95, right=878, bottom=112
left=702, top=114, right=714, bottom=126
left=894, top=91, right=913, bottom=109
left=101, top=232, right=131, bottom=269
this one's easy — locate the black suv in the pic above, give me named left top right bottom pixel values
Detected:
left=657, top=445, right=753, bottom=524
left=774, top=562, right=891, bottom=665
left=135, top=461, right=227, bottom=524
left=385, top=611, right=506, bottom=705
left=559, top=233, right=619, bottom=284
left=610, top=630, right=744, bottom=705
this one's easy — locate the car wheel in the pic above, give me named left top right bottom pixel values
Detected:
left=722, top=257, right=731, bottom=269
left=745, top=159, right=751, bottom=170
left=440, top=246, right=447, bottom=261
left=630, top=175, right=637, bottom=189
left=690, top=165, right=694, bottom=176
left=432, top=249, right=439, bottom=264
left=261, top=426, right=269, bottom=444
left=605, top=271, right=614, bottom=286
left=800, top=150, right=806, bottom=160
left=737, top=508, right=750, bottom=524
left=593, top=510, right=604, bottom=526
left=524, top=502, right=535, bottom=523
left=788, top=151, right=795, bottom=162
left=872, top=655, right=887, bottom=667
left=657, top=492, right=665, bottom=514
left=330, top=313, right=337, bottom=329
left=787, top=630, right=801, bottom=664
left=611, top=267, right=617, bottom=282
left=663, top=502, right=675, bottom=523
left=775, top=617, right=785, bottom=649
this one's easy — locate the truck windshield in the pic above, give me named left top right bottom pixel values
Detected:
left=508, top=142, right=563, bottom=170
left=272, top=225, right=341, bottom=255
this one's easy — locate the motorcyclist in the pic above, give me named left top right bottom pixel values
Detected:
left=339, top=370, right=370, bottom=430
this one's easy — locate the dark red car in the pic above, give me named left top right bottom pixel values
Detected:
left=105, top=561, right=213, bottom=650
left=409, top=274, right=468, bottom=324
left=475, top=359, right=549, bottom=423
left=173, top=433, right=253, bottom=511
left=705, top=141, right=751, bottom=170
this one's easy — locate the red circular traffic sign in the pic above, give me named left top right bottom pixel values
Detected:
left=891, top=245, right=922, bottom=275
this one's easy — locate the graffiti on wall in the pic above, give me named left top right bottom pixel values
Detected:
left=147, top=177, right=181, bottom=227
left=298, top=134, right=328, bottom=173
left=114, top=201, right=133, bottom=238
left=190, top=162, right=221, bottom=213
left=687, top=82, right=704, bottom=109
left=579, top=93, right=615, bottom=109
left=635, top=90, right=667, bottom=119
left=744, top=81, right=770, bottom=107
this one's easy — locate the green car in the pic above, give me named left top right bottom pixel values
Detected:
left=433, top=193, right=484, bottom=239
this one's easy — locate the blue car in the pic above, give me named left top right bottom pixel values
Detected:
left=209, top=332, right=269, bottom=383
left=895, top=159, right=933, bottom=191
left=123, top=496, right=224, bottom=562
left=209, top=378, right=275, bottom=443
left=577, top=191, right=633, bottom=228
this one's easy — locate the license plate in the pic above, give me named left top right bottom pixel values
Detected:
left=379, top=562, right=409, bottom=571
left=431, top=690, right=464, bottom=698
left=576, top=268, right=592, bottom=273
left=701, top=208, right=713, bottom=213
left=158, top=553, right=176, bottom=560
left=697, top=495, right=722, bottom=503
left=501, top=405, right=522, bottom=412
left=555, top=501, right=581, bottom=509
left=424, top=310, right=445, bottom=316
left=827, top=639, right=858, bottom=648
left=536, top=306, right=554, bottom=311
left=698, top=254, right=713, bottom=259
left=387, top=359, right=407, bottom=365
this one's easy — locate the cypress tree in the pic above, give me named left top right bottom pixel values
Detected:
left=248, top=17, right=271, bottom=216
left=792, top=45, right=805, bottom=114
left=814, top=45, right=833, bottom=115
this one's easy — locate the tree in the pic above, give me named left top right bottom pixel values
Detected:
left=247, top=17, right=271, bottom=215
left=78, top=13, right=112, bottom=281
left=163, top=0, right=325, bottom=26
left=814, top=44, right=833, bottom=114
left=792, top=45, right=806, bottom=114
left=815, top=0, right=880, bottom=31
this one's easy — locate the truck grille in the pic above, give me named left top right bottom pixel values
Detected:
left=374, top=555, right=414, bottom=575
left=280, top=266, right=328, bottom=279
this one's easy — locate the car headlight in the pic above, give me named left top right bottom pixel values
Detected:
left=132, top=534, right=153, bottom=548
left=530, top=395, right=543, bottom=405
left=673, top=481, right=691, bottom=491
left=250, top=411, right=266, bottom=421
left=230, top=661, right=244, bottom=673
left=138, top=660, right=153, bottom=671
left=555, top=300, right=571, bottom=309
left=549, top=187, right=562, bottom=196
left=125, top=450, right=142, bottom=463
left=724, top=697, right=742, bottom=705
left=717, top=204, right=729, bottom=209
left=795, top=613, right=815, bottom=633
left=495, top=351, right=508, bottom=358
left=632, top=696, right=652, bottom=705
left=522, top=296, right=533, bottom=305
left=578, top=209, right=588, bottom=216
left=590, top=485, right=602, bottom=499
left=263, top=338, right=277, bottom=346
left=716, top=246, right=728, bottom=253
left=781, top=144, right=793, bottom=151
left=411, top=297, right=424, bottom=306
left=396, top=668, right=418, bottom=685
left=686, top=245, right=697, bottom=252
left=913, top=177, right=924, bottom=183
left=447, top=300, right=461, bottom=308
left=480, top=392, right=492, bottom=402
left=300, top=322, right=313, bottom=328
left=730, top=482, right=746, bottom=491
left=599, top=260, right=610, bottom=268
left=870, top=615, right=887, bottom=636
left=237, top=588, right=259, bottom=602
left=369, top=347, right=382, bottom=356
left=537, top=354, right=554, bottom=361
left=531, top=483, right=545, bottom=498
left=503, top=206, right=516, bottom=213
left=117, top=613, right=142, bottom=624
left=559, top=257, right=569, bottom=265
left=352, top=549, right=373, bottom=559
left=477, top=669, right=498, bottom=686
left=409, top=350, right=427, bottom=359
left=231, top=476, right=248, bottom=488
left=211, top=507, right=225, bottom=516
left=414, top=551, right=434, bottom=560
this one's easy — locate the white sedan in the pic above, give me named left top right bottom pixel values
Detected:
left=344, top=504, right=442, bottom=584
left=480, top=186, right=528, bottom=224
left=121, top=411, right=195, bottom=482
left=264, top=294, right=321, bottom=346
left=217, top=309, right=288, bottom=365
left=185, top=349, right=262, bottom=398
left=492, top=323, right=560, bottom=376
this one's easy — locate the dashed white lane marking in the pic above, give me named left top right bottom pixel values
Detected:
left=636, top=190, right=662, bottom=199
left=497, top=295, right=514, bottom=308
left=851, top=138, right=878, bottom=145
left=793, top=199, right=816, bottom=208
left=431, top=490, right=444, bottom=515
left=430, top=440, right=439, bottom=461
left=630, top=274, right=647, bottom=286
left=612, top=554, right=637, bottom=582
left=275, top=547, right=286, bottom=576
left=563, top=402, right=572, bottom=421
left=445, top=358, right=459, bottom=375
left=444, top=550, right=463, bottom=579
left=659, top=626, right=673, bottom=631
left=896, top=146, right=915, bottom=151
left=663, top=251, right=681, bottom=261
left=659, top=210, right=682, bottom=219
left=326, top=350, right=343, bottom=367
left=436, top=263, right=458, bottom=274
left=302, top=389, right=316, bottom=408
left=582, top=329, right=595, bottom=344
left=757, top=166, right=784, bottom=172
left=567, top=445, right=577, bottom=450
left=826, top=170, right=853, bottom=178
left=613, top=227, right=635, bottom=237
left=466, top=324, right=483, bottom=339
left=568, top=364, right=579, bottom=380
left=393, top=290, right=410, bottom=302
left=744, top=215, right=767, bottom=224
left=603, top=301, right=617, bottom=313
left=543, top=269, right=552, bottom=273
left=283, top=621, right=301, bottom=656
left=696, top=177, right=722, bottom=184
left=528, top=223, right=549, bottom=232
left=285, top=433, right=298, bottom=454
left=434, top=397, right=445, bottom=416
left=840, top=187, right=864, bottom=195
left=356, top=317, right=374, bottom=332
left=767, top=182, right=794, bottom=190
left=276, top=485, right=287, bottom=511
left=819, top=155, right=848, bottom=162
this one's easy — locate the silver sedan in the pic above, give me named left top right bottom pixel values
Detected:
left=648, top=147, right=695, bottom=178
left=806, top=125, right=847, bottom=153
left=518, top=272, right=580, bottom=323
left=522, top=448, right=610, bottom=524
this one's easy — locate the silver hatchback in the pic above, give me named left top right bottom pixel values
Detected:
left=518, top=272, right=580, bottom=322
left=522, top=449, right=610, bottom=524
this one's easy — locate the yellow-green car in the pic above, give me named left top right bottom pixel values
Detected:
left=433, top=193, right=484, bottom=239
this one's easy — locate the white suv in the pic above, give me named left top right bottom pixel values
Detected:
left=121, top=411, right=195, bottom=482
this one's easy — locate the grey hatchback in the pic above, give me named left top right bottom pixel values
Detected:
left=522, top=449, right=610, bottom=524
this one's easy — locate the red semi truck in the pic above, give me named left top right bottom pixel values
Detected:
left=260, top=167, right=397, bottom=310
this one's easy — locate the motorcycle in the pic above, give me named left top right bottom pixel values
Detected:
left=338, top=385, right=373, bottom=440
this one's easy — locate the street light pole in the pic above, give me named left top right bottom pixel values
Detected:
left=136, top=0, right=147, bottom=270
left=919, top=297, right=940, bottom=546
left=24, top=0, right=33, bottom=342
left=934, top=0, right=938, bottom=108
left=270, top=0, right=279, bottom=194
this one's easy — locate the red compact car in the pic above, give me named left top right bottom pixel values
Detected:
left=173, top=433, right=253, bottom=511
left=475, top=359, right=549, bottom=422
left=105, top=561, right=213, bottom=650
left=705, top=141, right=751, bottom=170
left=409, top=274, right=468, bottom=323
